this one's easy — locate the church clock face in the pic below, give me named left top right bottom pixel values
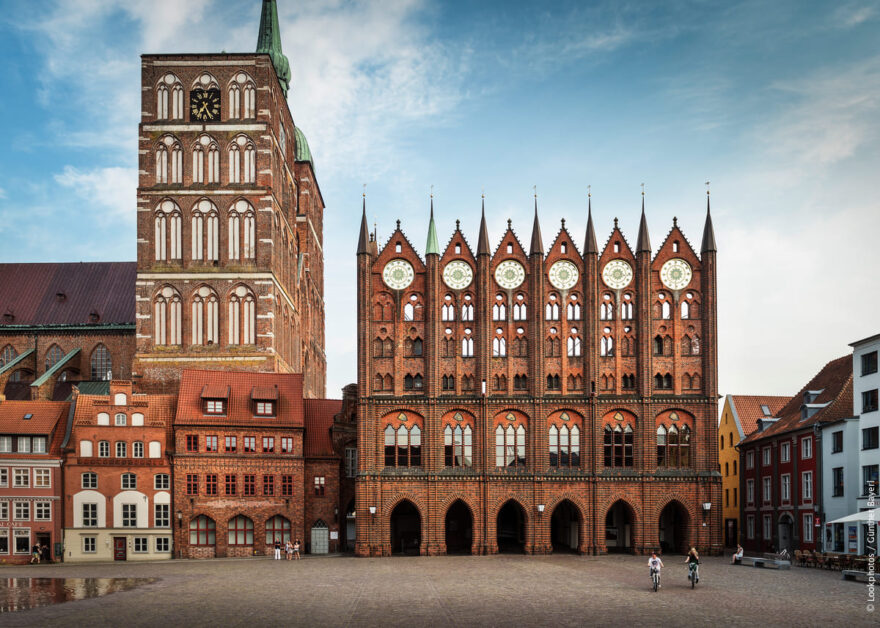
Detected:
left=494, top=260, right=525, bottom=290
left=602, top=260, right=633, bottom=290
left=548, top=260, right=579, bottom=290
left=190, top=89, right=221, bottom=122
left=382, top=259, right=414, bottom=291
left=660, top=258, right=693, bottom=290
left=443, top=260, right=473, bottom=290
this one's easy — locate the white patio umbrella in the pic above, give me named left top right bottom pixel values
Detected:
left=826, top=507, right=880, bottom=524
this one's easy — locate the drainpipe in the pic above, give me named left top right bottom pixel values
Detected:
left=814, top=424, right=823, bottom=552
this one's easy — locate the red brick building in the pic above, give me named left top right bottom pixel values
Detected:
left=355, top=195, right=721, bottom=556
left=0, top=263, right=136, bottom=401
left=61, top=382, right=175, bottom=562
left=0, top=400, right=69, bottom=563
left=739, top=355, right=852, bottom=554
left=172, top=370, right=309, bottom=558
left=131, top=0, right=326, bottom=397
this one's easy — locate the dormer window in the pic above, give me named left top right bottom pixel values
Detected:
left=205, top=400, right=225, bottom=415
left=255, top=401, right=275, bottom=416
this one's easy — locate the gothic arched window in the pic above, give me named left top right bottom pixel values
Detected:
left=154, top=286, right=182, bottom=346
left=154, top=200, right=181, bottom=261
left=90, top=344, right=112, bottom=380
left=45, top=344, right=64, bottom=370
left=156, top=73, right=183, bottom=120
left=192, top=286, right=220, bottom=346
left=228, top=199, right=256, bottom=260
left=228, top=285, right=256, bottom=345
left=192, top=135, right=220, bottom=184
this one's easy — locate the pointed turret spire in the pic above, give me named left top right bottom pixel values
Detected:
left=529, top=194, right=544, bottom=256
left=636, top=188, right=651, bottom=253
left=701, top=188, right=717, bottom=253
left=256, top=0, right=292, bottom=96
left=584, top=191, right=598, bottom=254
left=426, top=195, right=440, bottom=256
left=357, top=194, right=370, bottom=254
left=477, top=195, right=490, bottom=256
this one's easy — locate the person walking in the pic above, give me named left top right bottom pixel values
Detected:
left=273, top=539, right=282, bottom=560
left=30, top=544, right=41, bottom=564
left=293, top=538, right=301, bottom=560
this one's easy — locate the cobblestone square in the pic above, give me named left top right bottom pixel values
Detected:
left=0, top=555, right=872, bottom=627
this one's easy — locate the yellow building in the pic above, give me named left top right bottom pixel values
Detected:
left=719, top=395, right=789, bottom=547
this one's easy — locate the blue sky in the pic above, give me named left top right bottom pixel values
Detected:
left=0, top=0, right=878, bottom=399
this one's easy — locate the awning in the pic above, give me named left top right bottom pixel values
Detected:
left=827, top=507, right=880, bottom=524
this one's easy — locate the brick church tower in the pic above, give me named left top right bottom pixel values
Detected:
left=132, top=0, right=326, bottom=397
left=355, top=193, right=721, bottom=556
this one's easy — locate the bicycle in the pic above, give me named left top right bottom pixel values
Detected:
left=651, top=567, right=661, bottom=592
left=687, top=561, right=700, bottom=588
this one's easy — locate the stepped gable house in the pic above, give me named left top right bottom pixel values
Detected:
left=355, top=193, right=722, bottom=556
left=132, top=0, right=326, bottom=397
left=62, top=382, right=176, bottom=562
left=0, top=262, right=136, bottom=401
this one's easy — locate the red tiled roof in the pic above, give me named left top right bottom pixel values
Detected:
left=741, top=355, right=853, bottom=446
left=303, top=399, right=341, bottom=457
left=729, top=395, right=790, bottom=438
left=176, top=370, right=304, bottom=426
left=0, top=401, right=69, bottom=456
left=200, top=384, right=230, bottom=399
left=251, top=386, right=279, bottom=401
left=0, top=262, right=136, bottom=326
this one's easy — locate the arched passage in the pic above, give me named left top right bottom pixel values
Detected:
left=551, top=500, right=581, bottom=553
left=658, top=501, right=690, bottom=554
left=605, top=500, right=635, bottom=553
left=445, top=500, right=473, bottom=555
left=390, top=500, right=421, bottom=555
left=496, top=500, right=526, bottom=553
left=344, top=499, right=356, bottom=552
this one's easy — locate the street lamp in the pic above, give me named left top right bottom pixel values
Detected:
left=537, top=504, right=545, bottom=514
left=702, top=502, right=711, bottom=527
left=369, top=506, right=377, bottom=516
left=176, top=510, right=182, bottom=527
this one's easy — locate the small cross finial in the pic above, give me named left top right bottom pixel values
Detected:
left=362, top=183, right=366, bottom=198
left=705, top=180, right=710, bottom=196
left=507, top=218, right=512, bottom=229
left=396, top=219, right=401, bottom=230
left=641, top=182, right=645, bottom=197
left=430, top=184, right=434, bottom=199
left=481, top=186, right=485, bottom=199
left=587, top=184, right=591, bottom=198
left=456, top=219, right=460, bottom=229
left=561, top=218, right=566, bottom=228
left=533, top=184, right=537, bottom=199
left=673, top=216, right=678, bottom=227
left=614, top=217, right=619, bottom=228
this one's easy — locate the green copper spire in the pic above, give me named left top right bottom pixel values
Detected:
left=256, top=0, right=292, bottom=96
left=426, top=196, right=440, bottom=256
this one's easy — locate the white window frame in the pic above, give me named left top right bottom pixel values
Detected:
left=134, top=537, right=149, bottom=553
left=83, top=536, right=97, bottom=553
left=116, top=441, right=127, bottom=458
left=763, top=514, right=772, bottom=539
left=0, top=501, right=7, bottom=521
left=35, top=501, right=51, bottom=521
left=746, top=450, right=754, bottom=469
left=801, top=436, right=812, bottom=459
left=156, top=537, right=171, bottom=553
left=762, top=446, right=771, bottom=466
left=746, top=479, right=755, bottom=505
left=780, top=474, right=791, bottom=502
left=115, top=413, right=127, bottom=426
left=803, top=513, right=814, bottom=543
left=780, top=441, right=790, bottom=463
left=155, top=503, right=170, bottom=528
left=802, top=471, right=813, bottom=501
left=82, top=503, right=98, bottom=527
left=13, top=468, right=29, bottom=488
left=0, top=468, right=7, bottom=487
left=746, top=515, right=755, bottom=539
left=13, top=529, right=30, bottom=554
left=122, top=504, right=137, bottom=528
left=82, top=472, right=97, bottom=489
left=13, top=501, right=30, bottom=521
left=34, top=468, right=51, bottom=488
left=121, top=473, right=137, bottom=490
left=133, top=442, right=144, bottom=458
left=762, top=477, right=772, bottom=503
left=154, top=474, right=170, bottom=490
left=98, top=441, right=110, bottom=457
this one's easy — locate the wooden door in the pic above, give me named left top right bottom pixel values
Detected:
left=113, top=537, right=127, bottom=561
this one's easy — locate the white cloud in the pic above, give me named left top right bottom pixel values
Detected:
left=835, top=3, right=876, bottom=27
left=759, top=56, right=880, bottom=169
left=0, top=187, right=6, bottom=200
left=281, top=0, right=470, bottom=177
left=54, top=166, right=137, bottom=223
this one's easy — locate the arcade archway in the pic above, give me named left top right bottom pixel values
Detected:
left=445, top=500, right=473, bottom=554
left=390, top=500, right=421, bottom=555
left=497, top=500, right=526, bottom=553
left=551, top=500, right=581, bottom=553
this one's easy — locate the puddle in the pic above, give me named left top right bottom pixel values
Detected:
left=0, top=577, right=157, bottom=613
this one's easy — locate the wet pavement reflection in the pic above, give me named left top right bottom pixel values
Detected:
left=1, top=577, right=156, bottom=613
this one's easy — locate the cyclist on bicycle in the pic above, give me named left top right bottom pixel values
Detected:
left=684, top=546, right=700, bottom=583
left=648, top=552, right=664, bottom=588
